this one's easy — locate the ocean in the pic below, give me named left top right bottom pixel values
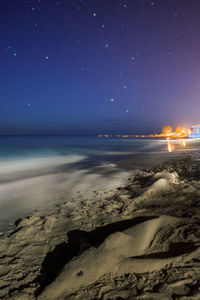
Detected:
left=0, top=135, right=199, bottom=232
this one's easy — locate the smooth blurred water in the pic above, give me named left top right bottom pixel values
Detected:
left=0, top=135, right=199, bottom=232
left=0, top=135, right=199, bottom=161
left=0, top=135, right=153, bottom=160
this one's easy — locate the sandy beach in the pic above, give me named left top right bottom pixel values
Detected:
left=0, top=154, right=200, bottom=299
left=2, top=0, right=200, bottom=298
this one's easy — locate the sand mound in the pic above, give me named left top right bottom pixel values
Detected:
left=39, top=215, right=199, bottom=300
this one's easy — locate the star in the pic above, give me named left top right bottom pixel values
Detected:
left=101, top=24, right=105, bottom=28
left=150, top=2, right=154, bottom=6
left=32, top=7, right=35, bottom=11
left=123, top=4, right=127, bottom=8
left=93, top=13, right=96, bottom=17
left=126, top=109, right=129, bottom=113
left=45, top=56, right=49, bottom=60
left=27, top=103, right=31, bottom=107
left=13, top=53, right=17, bottom=56
left=105, top=43, right=109, bottom=48
left=110, top=98, right=115, bottom=102
left=124, top=85, right=127, bottom=89
left=131, top=56, right=135, bottom=61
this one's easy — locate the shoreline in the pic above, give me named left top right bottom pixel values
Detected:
left=1, top=155, right=200, bottom=299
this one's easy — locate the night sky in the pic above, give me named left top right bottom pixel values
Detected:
left=1, top=0, right=200, bottom=135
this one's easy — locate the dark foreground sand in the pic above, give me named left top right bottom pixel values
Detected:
left=1, top=156, right=200, bottom=299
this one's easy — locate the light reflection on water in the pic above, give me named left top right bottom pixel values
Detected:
left=167, top=140, right=173, bottom=152
left=167, top=139, right=187, bottom=152
left=165, top=138, right=200, bottom=152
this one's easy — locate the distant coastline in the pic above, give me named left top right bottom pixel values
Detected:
left=98, top=125, right=189, bottom=139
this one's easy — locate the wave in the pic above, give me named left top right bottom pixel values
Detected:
left=0, top=157, right=130, bottom=232
left=0, top=155, right=86, bottom=175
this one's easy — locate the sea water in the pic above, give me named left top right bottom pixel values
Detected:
left=0, top=135, right=199, bottom=232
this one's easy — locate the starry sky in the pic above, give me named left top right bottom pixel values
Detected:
left=1, top=0, right=200, bottom=135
